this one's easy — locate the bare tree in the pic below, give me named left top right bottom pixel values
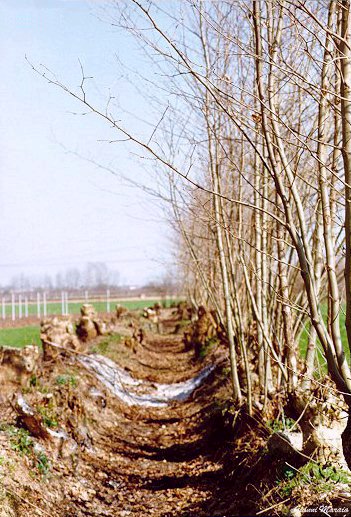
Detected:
left=31, top=0, right=351, bottom=464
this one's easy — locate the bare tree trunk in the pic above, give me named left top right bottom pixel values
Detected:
left=319, top=0, right=345, bottom=380
left=212, top=163, right=242, bottom=402
left=277, top=207, right=297, bottom=391
left=340, top=0, right=351, bottom=387
left=339, top=0, right=351, bottom=468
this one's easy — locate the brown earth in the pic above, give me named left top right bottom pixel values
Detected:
left=0, top=316, right=40, bottom=328
left=0, top=311, right=267, bottom=517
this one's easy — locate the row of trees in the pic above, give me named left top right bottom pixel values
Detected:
left=34, top=0, right=351, bottom=464
left=7, top=262, right=120, bottom=290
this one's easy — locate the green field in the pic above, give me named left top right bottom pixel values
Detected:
left=0, top=299, right=174, bottom=348
left=6, top=300, right=346, bottom=371
left=0, top=326, right=40, bottom=348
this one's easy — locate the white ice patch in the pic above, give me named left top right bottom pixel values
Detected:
left=17, top=395, right=35, bottom=415
left=80, top=354, right=215, bottom=408
left=47, top=428, right=68, bottom=440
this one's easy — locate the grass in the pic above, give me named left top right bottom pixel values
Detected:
left=7, top=426, right=34, bottom=456
left=37, top=407, right=58, bottom=429
left=278, top=461, right=351, bottom=498
left=0, top=326, right=40, bottom=348
left=91, top=334, right=123, bottom=362
left=267, top=416, right=296, bottom=434
left=0, top=425, right=51, bottom=478
left=55, top=374, right=78, bottom=388
left=0, top=298, right=172, bottom=348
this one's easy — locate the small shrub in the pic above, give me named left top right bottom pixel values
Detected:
left=38, top=384, right=50, bottom=394
left=207, top=398, right=238, bottom=426
left=221, top=366, right=231, bottom=377
left=0, top=425, right=50, bottom=478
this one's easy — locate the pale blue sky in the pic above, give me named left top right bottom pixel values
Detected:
left=0, top=0, right=170, bottom=286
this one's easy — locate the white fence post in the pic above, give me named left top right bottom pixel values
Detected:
left=43, top=292, right=47, bottom=317
left=61, top=292, right=65, bottom=315
left=11, top=293, right=15, bottom=321
left=106, top=289, right=110, bottom=313
left=19, top=294, right=22, bottom=319
left=2, top=297, right=5, bottom=320
left=25, top=297, right=29, bottom=318
left=65, top=292, right=69, bottom=315
left=37, top=292, right=41, bottom=319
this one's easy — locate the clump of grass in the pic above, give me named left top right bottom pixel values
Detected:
left=7, top=427, right=33, bottom=456
left=199, top=336, right=220, bottom=359
left=1, top=425, right=51, bottom=478
left=278, top=461, right=350, bottom=497
left=23, top=375, right=50, bottom=394
left=36, top=405, right=58, bottom=429
left=36, top=451, right=50, bottom=477
left=267, top=415, right=296, bottom=433
left=55, top=374, right=77, bottom=388
left=91, top=334, right=122, bottom=358
left=29, top=375, right=38, bottom=387
left=91, top=340, right=110, bottom=355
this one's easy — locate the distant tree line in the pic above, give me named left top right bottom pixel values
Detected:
left=4, top=262, right=120, bottom=291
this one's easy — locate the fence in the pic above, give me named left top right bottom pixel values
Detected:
left=0, top=290, right=114, bottom=321
left=0, top=291, right=174, bottom=321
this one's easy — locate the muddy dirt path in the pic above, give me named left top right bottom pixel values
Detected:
left=0, top=314, right=257, bottom=517
left=72, top=332, right=232, bottom=517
